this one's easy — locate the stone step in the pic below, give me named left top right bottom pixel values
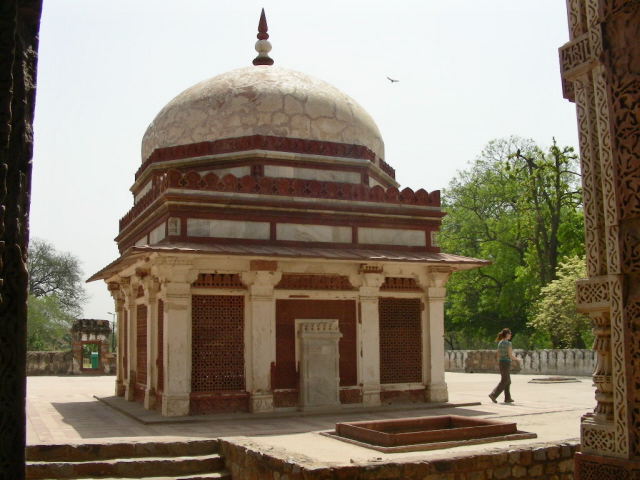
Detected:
left=37, top=473, right=231, bottom=480
left=26, top=453, right=225, bottom=480
left=26, top=440, right=220, bottom=462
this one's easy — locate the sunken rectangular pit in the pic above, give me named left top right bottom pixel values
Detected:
left=327, top=415, right=537, bottom=453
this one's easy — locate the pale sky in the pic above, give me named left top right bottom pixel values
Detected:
left=31, top=0, right=579, bottom=320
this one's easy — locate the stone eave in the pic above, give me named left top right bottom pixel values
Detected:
left=86, top=249, right=149, bottom=283
left=87, top=242, right=489, bottom=282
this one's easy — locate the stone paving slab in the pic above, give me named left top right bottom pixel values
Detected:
left=26, top=372, right=594, bottom=464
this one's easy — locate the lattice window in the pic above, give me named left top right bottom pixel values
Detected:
left=192, top=295, right=245, bottom=392
left=136, top=304, right=148, bottom=386
left=192, top=273, right=246, bottom=289
left=379, top=298, right=422, bottom=384
left=157, top=299, right=164, bottom=392
left=123, top=310, right=128, bottom=379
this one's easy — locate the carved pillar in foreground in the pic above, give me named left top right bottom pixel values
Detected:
left=560, top=0, right=640, bottom=476
left=0, top=2, right=42, bottom=478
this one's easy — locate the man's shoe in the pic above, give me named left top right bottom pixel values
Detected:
left=505, top=398, right=515, bottom=403
left=488, top=394, right=497, bottom=403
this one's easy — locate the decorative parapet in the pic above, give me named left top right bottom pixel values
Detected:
left=276, top=274, right=355, bottom=291
left=119, top=169, right=440, bottom=231
left=299, top=320, right=340, bottom=333
left=358, top=264, right=383, bottom=274
left=380, top=277, right=423, bottom=292
left=379, top=158, right=395, bottom=179
left=136, top=135, right=392, bottom=180
left=192, top=273, right=246, bottom=289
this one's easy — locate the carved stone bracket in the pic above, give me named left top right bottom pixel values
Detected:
left=576, top=277, right=613, bottom=421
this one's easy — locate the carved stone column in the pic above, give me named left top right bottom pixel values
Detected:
left=122, top=277, right=137, bottom=402
left=109, top=282, right=126, bottom=396
left=358, top=267, right=384, bottom=407
left=419, top=267, right=451, bottom=403
left=560, top=0, right=640, bottom=475
left=241, top=266, right=281, bottom=413
left=142, top=274, right=160, bottom=410
left=155, top=258, right=196, bottom=417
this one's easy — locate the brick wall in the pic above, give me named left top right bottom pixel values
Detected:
left=220, top=439, right=579, bottom=480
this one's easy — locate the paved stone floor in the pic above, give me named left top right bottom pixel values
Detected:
left=26, top=372, right=594, bottom=465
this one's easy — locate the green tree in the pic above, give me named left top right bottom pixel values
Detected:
left=27, top=294, right=75, bottom=351
left=529, top=256, right=593, bottom=348
left=439, top=137, right=584, bottom=348
left=27, top=238, right=87, bottom=350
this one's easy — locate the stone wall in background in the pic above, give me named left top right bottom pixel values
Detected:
left=26, top=351, right=116, bottom=376
left=445, top=349, right=596, bottom=377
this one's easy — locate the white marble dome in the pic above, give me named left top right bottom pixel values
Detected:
left=141, top=65, right=385, bottom=163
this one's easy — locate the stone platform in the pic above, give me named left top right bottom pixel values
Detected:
left=27, top=372, right=593, bottom=477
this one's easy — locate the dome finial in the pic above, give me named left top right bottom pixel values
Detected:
left=253, top=8, right=274, bottom=66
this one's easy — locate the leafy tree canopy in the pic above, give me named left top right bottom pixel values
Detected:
left=439, top=137, right=584, bottom=348
left=27, top=238, right=87, bottom=350
left=529, top=256, right=592, bottom=349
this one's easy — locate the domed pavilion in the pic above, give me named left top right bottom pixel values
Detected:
left=89, top=11, right=488, bottom=417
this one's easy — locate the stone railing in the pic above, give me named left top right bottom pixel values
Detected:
left=26, top=351, right=79, bottom=375
left=445, top=349, right=596, bottom=377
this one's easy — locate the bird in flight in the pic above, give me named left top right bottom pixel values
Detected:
left=387, top=77, right=399, bottom=83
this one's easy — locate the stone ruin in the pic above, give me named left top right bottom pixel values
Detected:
left=70, top=319, right=114, bottom=375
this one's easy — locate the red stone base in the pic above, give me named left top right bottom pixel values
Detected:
left=381, top=388, right=426, bottom=404
left=339, top=387, right=363, bottom=404
left=189, top=392, right=250, bottom=414
left=133, top=384, right=145, bottom=404
left=575, top=452, right=640, bottom=479
left=273, top=389, right=298, bottom=408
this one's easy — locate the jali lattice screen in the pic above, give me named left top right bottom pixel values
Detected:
left=136, top=304, right=148, bottom=386
left=192, top=295, right=245, bottom=392
left=379, top=297, right=422, bottom=384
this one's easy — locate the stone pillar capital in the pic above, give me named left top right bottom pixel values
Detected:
left=241, top=270, right=282, bottom=298
left=427, top=287, right=447, bottom=301
left=418, top=267, right=452, bottom=289
left=163, top=281, right=191, bottom=298
left=153, top=257, right=198, bottom=284
left=142, top=275, right=161, bottom=302
left=361, top=272, right=385, bottom=289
